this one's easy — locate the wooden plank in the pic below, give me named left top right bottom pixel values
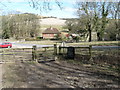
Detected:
left=60, top=46, right=90, bottom=49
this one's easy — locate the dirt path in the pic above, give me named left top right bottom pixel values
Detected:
left=2, top=60, right=119, bottom=88
left=0, top=64, right=2, bottom=89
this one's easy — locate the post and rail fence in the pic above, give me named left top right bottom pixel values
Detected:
left=1, top=44, right=118, bottom=69
left=0, top=44, right=92, bottom=63
left=32, top=44, right=92, bottom=62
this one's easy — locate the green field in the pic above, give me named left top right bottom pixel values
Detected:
left=19, top=40, right=119, bottom=46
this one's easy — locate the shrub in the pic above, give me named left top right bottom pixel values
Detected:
left=36, top=37, right=43, bottom=40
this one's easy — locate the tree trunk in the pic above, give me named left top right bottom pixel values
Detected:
left=97, top=32, right=102, bottom=41
left=88, top=24, right=92, bottom=42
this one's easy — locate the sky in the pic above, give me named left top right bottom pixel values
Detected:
left=0, top=0, right=119, bottom=18
left=0, top=0, right=78, bottom=18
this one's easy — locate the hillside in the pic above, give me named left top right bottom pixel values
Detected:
left=40, top=18, right=66, bottom=26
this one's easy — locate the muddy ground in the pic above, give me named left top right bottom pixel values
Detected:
left=2, top=59, right=119, bottom=88
left=0, top=64, right=2, bottom=89
left=1, top=47, right=120, bottom=88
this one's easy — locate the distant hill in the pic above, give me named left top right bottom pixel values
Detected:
left=40, top=18, right=66, bottom=26
left=1, top=10, right=22, bottom=15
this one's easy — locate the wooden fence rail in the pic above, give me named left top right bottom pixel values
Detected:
left=0, top=44, right=92, bottom=63
left=32, top=45, right=55, bottom=62
left=57, top=45, right=92, bottom=59
left=32, top=44, right=92, bottom=61
left=0, top=48, right=33, bottom=63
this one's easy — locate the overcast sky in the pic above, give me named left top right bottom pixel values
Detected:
left=0, top=0, right=119, bottom=18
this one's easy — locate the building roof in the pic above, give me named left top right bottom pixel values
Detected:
left=42, top=27, right=60, bottom=34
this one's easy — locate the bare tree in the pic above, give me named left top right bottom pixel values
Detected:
left=28, top=0, right=63, bottom=12
left=110, top=2, right=120, bottom=40
left=76, top=1, right=117, bottom=41
left=76, top=2, right=94, bottom=42
left=2, top=13, right=39, bottom=39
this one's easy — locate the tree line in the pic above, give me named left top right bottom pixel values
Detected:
left=2, top=13, right=40, bottom=39
left=64, top=2, right=120, bottom=41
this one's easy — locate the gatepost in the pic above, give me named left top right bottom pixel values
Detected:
left=32, top=45, right=37, bottom=62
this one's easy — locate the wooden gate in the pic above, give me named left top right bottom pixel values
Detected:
left=35, top=46, right=56, bottom=63
left=0, top=48, right=33, bottom=63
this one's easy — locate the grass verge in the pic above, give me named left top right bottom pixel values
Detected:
left=19, top=40, right=119, bottom=46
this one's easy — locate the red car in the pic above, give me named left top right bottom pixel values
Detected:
left=0, top=42, right=12, bottom=48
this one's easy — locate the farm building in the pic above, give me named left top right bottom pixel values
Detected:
left=42, top=27, right=61, bottom=39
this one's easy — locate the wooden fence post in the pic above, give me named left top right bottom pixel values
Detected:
left=44, top=47, right=47, bottom=52
left=32, top=45, right=37, bottom=62
left=59, top=46, right=61, bottom=55
left=54, top=44, right=57, bottom=55
left=89, top=45, right=92, bottom=60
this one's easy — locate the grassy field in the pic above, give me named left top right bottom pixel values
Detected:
left=19, top=40, right=119, bottom=46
